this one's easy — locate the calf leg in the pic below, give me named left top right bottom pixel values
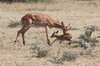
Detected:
left=50, top=39, right=57, bottom=46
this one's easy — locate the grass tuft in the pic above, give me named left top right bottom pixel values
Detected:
left=68, top=26, right=79, bottom=30
left=8, top=20, right=20, bottom=28
left=49, top=51, right=79, bottom=64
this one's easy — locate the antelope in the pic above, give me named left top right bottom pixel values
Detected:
left=14, top=12, right=69, bottom=46
left=50, top=22, right=72, bottom=45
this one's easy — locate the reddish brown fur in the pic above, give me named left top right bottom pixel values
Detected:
left=51, top=31, right=72, bottom=41
left=14, top=12, right=68, bottom=46
left=21, top=12, right=64, bottom=28
left=50, top=22, right=72, bottom=45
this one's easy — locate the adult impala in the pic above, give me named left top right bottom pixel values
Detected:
left=14, top=12, right=68, bottom=46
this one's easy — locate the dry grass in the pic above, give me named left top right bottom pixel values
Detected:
left=0, top=0, right=100, bottom=66
left=0, top=0, right=100, bottom=11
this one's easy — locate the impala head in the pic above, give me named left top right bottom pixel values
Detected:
left=61, top=21, right=70, bottom=31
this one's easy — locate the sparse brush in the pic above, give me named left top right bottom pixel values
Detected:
left=78, top=34, right=87, bottom=40
left=89, top=38, right=99, bottom=46
left=80, top=47, right=94, bottom=55
left=49, top=51, right=79, bottom=64
left=77, top=25, right=99, bottom=49
left=78, top=35, right=99, bottom=48
left=30, top=42, right=50, bottom=58
left=68, top=26, right=79, bottom=30
left=61, top=51, right=78, bottom=61
left=30, top=42, right=40, bottom=53
left=8, top=21, right=20, bottom=28
left=37, top=47, right=50, bottom=58
left=37, top=48, right=48, bottom=58
left=90, top=38, right=99, bottom=44
left=85, top=47, right=94, bottom=54
left=80, top=40, right=91, bottom=49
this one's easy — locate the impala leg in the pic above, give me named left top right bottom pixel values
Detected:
left=59, top=40, right=63, bottom=44
left=45, top=26, right=50, bottom=46
left=50, top=39, right=57, bottom=46
left=14, top=27, right=24, bottom=45
left=21, top=26, right=31, bottom=45
left=22, top=32, right=25, bottom=45
left=14, top=25, right=31, bottom=46
left=68, top=40, right=72, bottom=45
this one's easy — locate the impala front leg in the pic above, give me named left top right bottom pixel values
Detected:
left=45, top=26, right=50, bottom=46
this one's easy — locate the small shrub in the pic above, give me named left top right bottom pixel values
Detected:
left=30, top=43, right=40, bottom=53
left=77, top=25, right=99, bottom=49
left=90, top=38, right=99, bottom=44
left=79, top=40, right=91, bottom=49
left=37, top=48, right=49, bottom=58
left=90, top=38, right=99, bottom=46
left=85, top=47, right=94, bottom=54
left=68, top=26, right=79, bottom=30
left=30, top=42, right=50, bottom=58
left=49, top=51, right=78, bottom=64
left=61, top=51, right=78, bottom=61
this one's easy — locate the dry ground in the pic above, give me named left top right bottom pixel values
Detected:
left=0, top=0, right=100, bottom=66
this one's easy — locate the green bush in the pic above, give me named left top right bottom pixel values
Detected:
left=68, top=26, right=79, bottom=30
left=37, top=48, right=49, bottom=58
left=8, top=21, right=20, bottom=28
left=49, top=51, right=78, bottom=64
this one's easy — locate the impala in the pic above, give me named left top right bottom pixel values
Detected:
left=14, top=12, right=68, bottom=46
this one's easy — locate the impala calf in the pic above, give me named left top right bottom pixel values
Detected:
left=51, top=31, right=72, bottom=45
left=50, top=22, right=72, bottom=45
left=14, top=12, right=69, bottom=46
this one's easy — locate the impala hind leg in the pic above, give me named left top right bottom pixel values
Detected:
left=50, top=39, right=57, bottom=46
left=14, top=28, right=23, bottom=45
left=14, top=25, right=31, bottom=46
left=21, top=26, right=31, bottom=45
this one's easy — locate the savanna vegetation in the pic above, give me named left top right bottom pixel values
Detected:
left=0, top=0, right=100, bottom=66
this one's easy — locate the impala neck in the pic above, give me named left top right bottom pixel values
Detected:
left=53, top=23, right=63, bottom=29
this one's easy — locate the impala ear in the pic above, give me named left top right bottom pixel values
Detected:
left=67, top=23, right=71, bottom=30
left=61, top=21, right=64, bottom=26
left=66, top=26, right=68, bottom=31
left=51, top=31, right=56, bottom=38
left=56, top=31, right=59, bottom=33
